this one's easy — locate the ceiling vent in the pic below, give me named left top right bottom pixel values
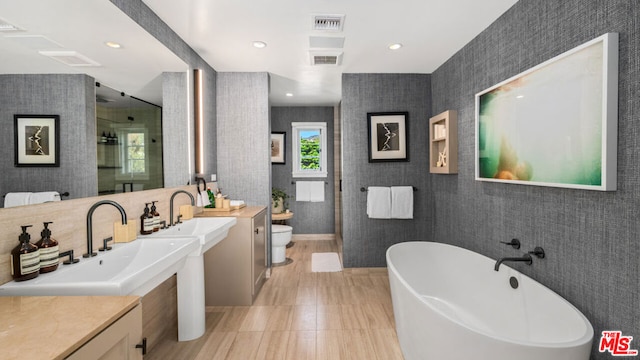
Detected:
left=312, top=14, right=345, bottom=32
left=0, top=17, right=22, bottom=32
left=38, top=51, right=101, bottom=67
left=310, top=51, right=343, bottom=66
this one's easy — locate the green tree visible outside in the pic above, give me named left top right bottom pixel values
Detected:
left=300, top=130, right=320, bottom=170
left=127, top=133, right=145, bottom=173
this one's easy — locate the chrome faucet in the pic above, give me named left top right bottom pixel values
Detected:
left=85, top=200, right=127, bottom=258
left=169, top=190, right=195, bottom=227
left=494, top=254, right=532, bottom=271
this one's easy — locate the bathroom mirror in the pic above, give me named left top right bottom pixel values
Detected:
left=0, top=0, right=189, bottom=204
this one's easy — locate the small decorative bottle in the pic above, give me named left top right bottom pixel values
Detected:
left=11, top=225, right=40, bottom=281
left=150, top=201, right=160, bottom=232
left=35, top=221, right=59, bottom=273
left=140, top=203, right=154, bottom=235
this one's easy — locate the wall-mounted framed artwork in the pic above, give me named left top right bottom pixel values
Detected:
left=271, top=132, right=286, bottom=164
left=14, top=114, right=60, bottom=167
left=475, top=33, right=618, bottom=191
left=367, top=112, right=409, bottom=162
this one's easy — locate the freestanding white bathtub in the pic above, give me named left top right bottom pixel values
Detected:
left=386, top=241, right=593, bottom=360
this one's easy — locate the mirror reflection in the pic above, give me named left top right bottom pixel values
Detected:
left=0, top=0, right=189, bottom=207
left=96, top=84, right=163, bottom=195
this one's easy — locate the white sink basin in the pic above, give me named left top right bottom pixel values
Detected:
left=0, top=237, right=200, bottom=297
left=148, top=217, right=237, bottom=254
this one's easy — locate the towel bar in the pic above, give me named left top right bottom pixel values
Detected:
left=3, top=191, right=69, bottom=198
left=360, top=186, right=417, bottom=192
left=291, top=181, right=328, bottom=185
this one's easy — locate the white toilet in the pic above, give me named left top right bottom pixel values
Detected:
left=271, top=224, right=292, bottom=264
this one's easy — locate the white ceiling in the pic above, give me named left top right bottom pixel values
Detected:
left=0, top=0, right=188, bottom=105
left=142, top=0, right=518, bottom=106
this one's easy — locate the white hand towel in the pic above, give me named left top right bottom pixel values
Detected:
left=309, top=181, right=325, bottom=202
left=366, top=187, right=391, bottom=219
left=28, top=192, right=60, bottom=205
left=202, top=193, right=211, bottom=207
left=196, top=193, right=204, bottom=207
left=391, top=186, right=414, bottom=219
left=4, top=192, right=32, bottom=208
left=296, top=181, right=311, bottom=202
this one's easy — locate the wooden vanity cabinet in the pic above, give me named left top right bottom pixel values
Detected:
left=204, top=207, right=267, bottom=306
left=66, top=304, right=143, bottom=360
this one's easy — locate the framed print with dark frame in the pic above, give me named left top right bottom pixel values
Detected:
left=367, top=112, right=409, bottom=162
left=14, top=114, right=60, bottom=167
left=271, top=132, right=286, bottom=164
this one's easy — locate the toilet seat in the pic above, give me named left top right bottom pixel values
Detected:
left=272, top=224, right=292, bottom=234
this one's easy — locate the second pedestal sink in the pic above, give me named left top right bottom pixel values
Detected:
left=146, top=216, right=237, bottom=341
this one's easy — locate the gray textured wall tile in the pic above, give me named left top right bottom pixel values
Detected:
left=431, top=1, right=639, bottom=358
left=271, top=106, right=335, bottom=234
left=0, top=74, right=97, bottom=202
left=341, top=73, right=432, bottom=267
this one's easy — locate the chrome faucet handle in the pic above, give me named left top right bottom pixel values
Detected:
left=500, top=238, right=521, bottom=249
left=99, top=236, right=113, bottom=251
left=528, top=247, right=545, bottom=259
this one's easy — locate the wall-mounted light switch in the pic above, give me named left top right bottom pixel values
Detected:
left=211, top=174, right=216, bottom=182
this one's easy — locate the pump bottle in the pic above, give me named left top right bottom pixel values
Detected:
left=11, top=225, right=40, bottom=281
left=35, top=221, right=59, bottom=273
left=150, top=201, right=160, bottom=232
left=140, top=203, right=154, bottom=235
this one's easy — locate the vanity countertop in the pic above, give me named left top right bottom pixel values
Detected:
left=197, top=205, right=266, bottom=219
left=0, top=295, right=139, bottom=360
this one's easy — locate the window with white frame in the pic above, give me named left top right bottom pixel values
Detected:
left=291, top=122, right=327, bottom=178
left=116, top=129, right=149, bottom=180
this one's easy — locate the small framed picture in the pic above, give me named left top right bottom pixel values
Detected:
left=367, top=112, right=409, bottom=162
left=14, top=114, right=60, bottom=167
left=271, top=132, right=286, bottom=164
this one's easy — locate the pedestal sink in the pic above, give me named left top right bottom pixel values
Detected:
left=147, top=216, right=237, bottom=341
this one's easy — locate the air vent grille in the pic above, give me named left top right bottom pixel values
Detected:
left=310, top=51, right=343, bottom=66
left=312, top=14, right=345, bottom=32
left=38, top=51, right=101, bottom=67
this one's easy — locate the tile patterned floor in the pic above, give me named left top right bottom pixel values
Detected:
left=146, top=239, right=404, bottom=359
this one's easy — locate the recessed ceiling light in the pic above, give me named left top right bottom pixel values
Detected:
left=105, top=41, right=121, bottom=49
left=252, top=41, right=267, bottom=49
left=388, top=43, right=403, bottom=50
left=285, top=93, right=293, bottom=97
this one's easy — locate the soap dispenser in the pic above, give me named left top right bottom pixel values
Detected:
left=140, top=203, right=154, bottom=235
left=11, top=225, right=40, bottom=281
left=35, top=221, right=59, bottom=273
left=150, top=201, right=160, bottom=232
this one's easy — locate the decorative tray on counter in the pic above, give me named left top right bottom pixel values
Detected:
left=202, top=204, right=246, bottom=212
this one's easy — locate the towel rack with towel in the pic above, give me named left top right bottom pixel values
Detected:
left=292, top=181, right=328, bottom=185
left=3, top=191, right=69, bottom=198
left=361, top=186, right=416, bottom=192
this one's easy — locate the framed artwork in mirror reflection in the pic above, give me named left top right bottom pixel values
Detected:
left=367, top=112, right=409, bottom=162
left=14, top=114, right=60, bottom=167
left=271, top=132, right=286, bottom=164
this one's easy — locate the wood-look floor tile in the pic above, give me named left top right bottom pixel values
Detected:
left=316, top=330, right=346, bottom=360
left=362, top=302, right=393, bottom=329
left=264, top=305, right=294, bottom=331
left=370, top=328, right=404, bottom=360
left=255, top=331, right=290, bottom=360
left=340, top=304, right=369, bottom=329
left=317, top=305, right=343, bottom=330
left=298, top=272, right=317, bottom=287
left=291, top=305, right=317, bottom=331
left=193, top=331, right=237, bottom=360
left=342, top=329, right=377, bottom=360
left=225, top=331, right=263, bottom=360
left=295, top=286, right=317, bottom=305
left=239, top=306, right=272, bottom=331
left=213, top=307, right=250, bottom=332
left=285, top=331, right=316, bottom=360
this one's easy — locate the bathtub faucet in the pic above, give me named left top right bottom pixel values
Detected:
left=494, top=254, right=532, bottom=271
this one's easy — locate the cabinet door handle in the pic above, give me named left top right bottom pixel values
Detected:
left=255, top=228, right=259, bottom=234
left=136, top=337, right=147, bottom=355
